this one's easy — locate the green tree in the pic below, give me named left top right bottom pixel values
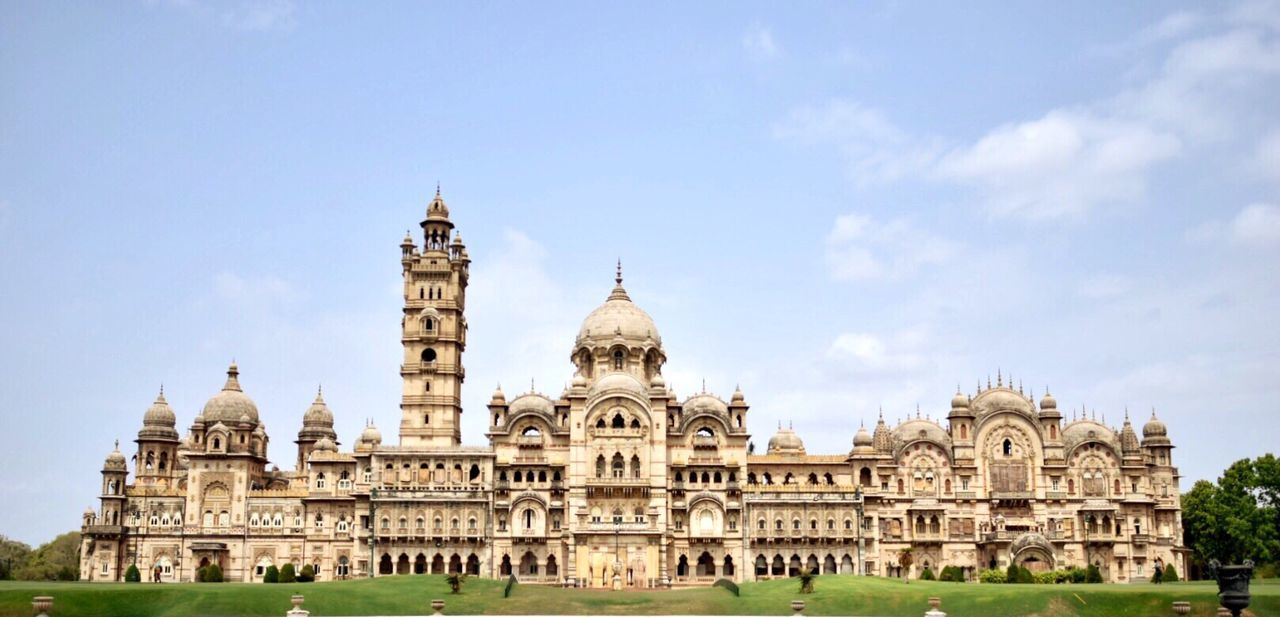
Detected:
left=797, top=567, right=814, bottom=594
left=1183, top=458, right=1280, bottom=573
left=898, top=548, right=914, bottom=584
left=298, top=564, right=315, bottom=582
left=1163, top=563, right=1179, bottom=583
left=1085, top=564, right=1102, bottom=583
left=280, top=562, right=296, bottom=583
left=124, top=564, right=141, bottom=583
left=203, top=564, right=223, bottom=583
left=0, top=536, right=32, bottom=580
left=14, top=532, right=80, bottom=581
left=445, top=571, right=469, bottom=594
left=263, top=565, right=279, bottom=583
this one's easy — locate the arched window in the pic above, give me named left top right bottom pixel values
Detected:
left=611, top=453, right=625, bottom=478
left=612, top=413, right=625, bottom=429
left=595, top=455, right=606, bottom=478
left=631, top=455, right=642, bottom=478
left=959, top=424, right=968, bottom=439
left=523, top=509, right=534, bottom=529
left=316, top=473, right=326, bottom=489
left=1003, top=439, right=1013, bottom=456
left=613, top=349, right=624, bottom=370
left=630, top=418, right=641, bottom=429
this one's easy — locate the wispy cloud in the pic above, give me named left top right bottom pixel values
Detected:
left=824, top=213, right=958, bottom=281
left=155, top=0, right=297, bottom=32
left=776, top=4, right=1280, bottom=220
left=742, top=22, right=781, bottom=59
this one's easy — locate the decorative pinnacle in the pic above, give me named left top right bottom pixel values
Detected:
left=997, top=368, right=1003, bottom=387
left=435, top=182, right=441, bottom=197
left=616, top=259, right=623, bottom=285
left=114, top=439, right=119, bottom=450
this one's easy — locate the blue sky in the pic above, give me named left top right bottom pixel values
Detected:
left=2, top=1, right=1278, bottom=545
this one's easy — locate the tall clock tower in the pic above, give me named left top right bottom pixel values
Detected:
left=398, top=189, right=470, bottom=447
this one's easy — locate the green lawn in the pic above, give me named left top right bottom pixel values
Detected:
left=1, top=576, right=1276, bottom=617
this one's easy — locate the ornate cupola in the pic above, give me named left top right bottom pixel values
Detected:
left=947, top=385, right=974, bottom=441
left=1119, top=409, right=1142, bottom=460
left=98, top=441, right=128, bottom=528
left=872, top=411, right=893, bottom=454
left=296, top=386, right=338, bottom=471
left=135, top=387, right=180, bottom=487
left=1142, top=409, right=1174, bottom=466
left=572, top=262, right=666, bottom=385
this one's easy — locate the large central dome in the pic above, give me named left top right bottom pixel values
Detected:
left=575, top=266, right=662, bottom=348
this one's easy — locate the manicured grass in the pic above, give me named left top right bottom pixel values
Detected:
left=1, top=576, right=1276, bottom=617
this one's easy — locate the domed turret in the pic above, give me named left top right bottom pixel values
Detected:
left=302, top=387, right=334, bottom=427
left=139, top=387, right=179, bottom=441
left=313, top=436, right=337, bottom=452
left=1142, top=409, right=1171, bottom=447
left=358, top=422, right=383, bottom=448
left=490, top=384, right=506, bottom=405
left=851, top=423, right=875, bottom=455
left=103, top=441, right=127, bottom=471
left=201, top=362, right=260, bottom=426
left=766, top=424, right=805, bottom=456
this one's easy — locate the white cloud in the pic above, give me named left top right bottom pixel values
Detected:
left=827, top=326, right=930, bottom=373
left=742, top=23, right=781, bottom=59
left=213, top=271, right=299, bottom=307
left=936, top=110, right=1181, bottom=219
left=824, top=213, right=959, bottom=281
left=777, top=4, right=1280, bottom=220
left=1254, top=129, right=1280, bottom=182
left=1231, top=203, right=1280, bottom=247
left=156, top=0, right=297, bottom=32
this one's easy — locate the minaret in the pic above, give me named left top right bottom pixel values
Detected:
left=399, top=188, right=470, bottom=447
left=135, top=387, right=180, bottom=488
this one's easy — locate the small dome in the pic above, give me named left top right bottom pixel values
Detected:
left=951, top=388, right=969, bottom=409
left=572, top=373, right=588, bottom=388
left=139, top=388, right=180, bottom=441
left=302, top=388, right=334, bottom=426
left=1143, top=411, right=1168, bottom=438
left=731, top=386, right=745, bottom=403
left=103, top=443, right=127, bottom=471
left=650, top=373, right=666, bottom=388
left=401, top=231, right=415, bottom=246
left=767, top=425, right=805, bottom=455
left=84, top=507, right=96, bottom=517
left=425, top=191, right=451, bottom=221
left=508, top=393, right=556, bottom=416
left=490, top=384, right=506, bottom=404
left=893, top=419, right=952, bottom=451
left=359, top=423, right=383, bottom=445
left=854, top=425, right=873, bottom=446
left=314, top=436, right=337, bottom=452
left=683, top=393, right=729, bottom=416
left=1040, top=390, right=1058, bottom=411
left=201, top=363, right=260, bottom=426
left=586, top=372, right=649, bottom=401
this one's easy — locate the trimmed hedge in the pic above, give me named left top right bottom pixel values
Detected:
left=1085, top=564, right=1103, bottom=583
left=979, top=568, right=1006, bottom=584
left=280, top=563, right=297, bottom=583
left=203, top=564, right=223, bottom=583
left=298, top=564, right=315, bottom=583
left=263, top=565, right=279, bottom=583
left=1164, top=564, right=1179, bottom=583
left=919, top=567, right=935, bottom=580
left=124, top=564, right=141, bottom=583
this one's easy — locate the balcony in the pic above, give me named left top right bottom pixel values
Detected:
left=1131, top=533, right=1150, bottom=544
left=587, top=427, right=646, bottom=438
left=954, top=491, right=977, bottom=500
left=1045, top=491, right=1069, bottom=500
left=586, top=476, right=647, bottom=486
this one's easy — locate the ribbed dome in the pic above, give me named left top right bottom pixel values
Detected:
left=425, top=191, right=451, bottom=221
left=1039, top=390, right=1058, bottom=411
left=359, top=423, right=383, bottom=445
left=767, top=425, right=805, bottom=455
left=576, top=269, right=662, bottom=348
left=201, top=363, right=259, bottom=425
left=313, top=436, right=337, bottom=452
left=302, top=388, right=334, bottom=427
left=1143, top=411, right=1168, bottom=438
left=103, top=442, right=127, bottom=471
left=1120, top=415, right=1141, bottom=453
left=683, top=393, right=728, bottom=415
left=851, top=424, right=874, bottom=455
left=139, top=388, right=179, bottom=441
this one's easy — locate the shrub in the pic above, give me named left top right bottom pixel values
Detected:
left=1085, top=564, right=1103, bottom=583
left=298, top=564, right=315, bottom=583
left=264, top=565, right=279, bottom=583
left=280, top=563, right=297, bottom=583
left=503, top=574, right=517, bottom=598
left=124, top=564, right=141, bottom=583
left=938, top=565, right=962, bottom=582
left=195, top=566, right=206, bottom=583
left=713, top=578, right=740, bottom=596
left=1006, top=564, right=1021, bottom=583
left=1164, top=564, right=1179, bottom=583
left=1017, top=566, right=1035, bottom=584
left=445, top=572, right=468, bottom=594
left=203, top=564, right=223, bottom=583
left=1067, top=567, right=1087, bottom=584
left=798, top=567, right=815, bottom=593
left=979, top=568, right=1007, bottom=584
left=919, top=567, right=935, bottom=580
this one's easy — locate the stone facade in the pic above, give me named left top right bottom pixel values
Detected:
left=80, top=192, right=1186, bottom=584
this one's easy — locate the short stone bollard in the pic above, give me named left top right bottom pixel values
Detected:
left=1171, top=601, right=1190, bottom=616
left=31, top=596, right=53, bottom=617
left=1216, top=608, right=1231, bottom=617
left=790, top=599, right=805, bottom=616
left=286, top=594, right=308, bottom=617
left=431, top=598, right=445, bottom=616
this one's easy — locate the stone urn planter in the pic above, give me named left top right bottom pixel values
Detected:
left=1171, top=601, right=1190, bottom=615
left=928, top=596, right=941, bottom=609
left=1216, top=609, right=1231, bottom=617
left=790, top=599, right=805, bottom=616
left=291, top=595, right=305, bottom=610
left=431, top=598, right=445, bottom=616
left=31, top=596, right=53, bottom=617
left=1209, top=560, right=1254, bottom=617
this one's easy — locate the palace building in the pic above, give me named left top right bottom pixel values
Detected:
left=80, top=191, right=1186, bottom=585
